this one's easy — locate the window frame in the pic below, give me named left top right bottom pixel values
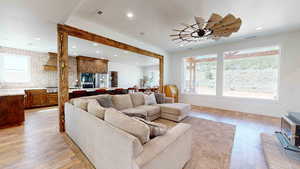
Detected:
left=0, top=53, right=31, bottom=83
left=222, top=46, right=281, bottom=101
left=182, top=53, right=218, bottom=96
left=181, top=45, right=281, bottom=101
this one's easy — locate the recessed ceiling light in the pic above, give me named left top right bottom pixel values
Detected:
left=93, top=43, right=99, bottom=46
left=114, top=54, right=118, bottom=57
left=35, top=37, right=41, bottom=41
left=96, top=50, right=100, bottom=54
left=256, top=27, right=263, bottom=30
left=72, top=46, right=77, bottom=49
left=126, top=12, right=134, bottom=18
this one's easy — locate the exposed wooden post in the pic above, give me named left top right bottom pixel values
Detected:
left=159, top=58, right=164, bottom=92
left=57, top=29, right=69, bottom=132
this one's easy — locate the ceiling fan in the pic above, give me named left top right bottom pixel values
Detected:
left=170, top=13, right=242, bottom=44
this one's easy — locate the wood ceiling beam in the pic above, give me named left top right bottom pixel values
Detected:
left=57, top=24, right=163, bottom=60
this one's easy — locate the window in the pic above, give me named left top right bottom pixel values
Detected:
left=0, top=53, right=31, bottom=83
left=223, top=46, right=279, bottom=100
left=183, top=54, right=217, bottom=95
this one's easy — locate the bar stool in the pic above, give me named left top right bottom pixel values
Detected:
left=72, top=90, right=88, bottom=98
left=95, top=89, right=107, bottom=94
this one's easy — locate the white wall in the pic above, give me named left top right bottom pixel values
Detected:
left=169, top=30, right=300, bottom=117
left=108, top=62, right=142, bottom=88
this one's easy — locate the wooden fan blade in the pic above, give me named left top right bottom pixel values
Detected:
left=213, top=27, right=238, bottom=37
left=172, top=37, right=181, bottom=41
left=194, top=16, right=205, bottom=29
left=173, top=29, right=184, bottom=32
left=213, top=18, right=242, bottom=32
left=205, top=13, right=222, bottom=29
left=211, top=14, right=236, bottom=30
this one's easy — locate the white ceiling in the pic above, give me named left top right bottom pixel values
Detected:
left=1, top=0, right=300, bottom=54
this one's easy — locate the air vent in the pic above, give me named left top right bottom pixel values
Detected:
left=97, top=10, right=103, bottom=15
left=245, top=36, right=257, bottom=39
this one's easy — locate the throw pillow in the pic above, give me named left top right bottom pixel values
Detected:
left=96, top=95, right=113, bottom=108
left=154, top=93, right=165, bottom=104
left=134, top=117, right=168, bottom=139
left=73, top=98, right=89, bottom=111
left=144, top=93, right=157, bottom=105
left=87, top=99, right=106, bottom=119
left=105, top=108, right=150, bottom=144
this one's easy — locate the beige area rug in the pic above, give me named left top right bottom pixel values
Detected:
left=155, top=117, right=236, bottom=169
left=261, top=133, right=300, bottom=169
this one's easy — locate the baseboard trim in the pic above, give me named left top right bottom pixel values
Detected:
left=191, top=105, right=280, bottom=121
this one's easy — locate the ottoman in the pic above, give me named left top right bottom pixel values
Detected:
left=159, top=103, right=191, bottom=122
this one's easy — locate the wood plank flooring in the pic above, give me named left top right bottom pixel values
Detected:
left=0, top=106, right=280, bottom=169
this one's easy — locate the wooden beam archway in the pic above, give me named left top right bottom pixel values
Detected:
left=57, top=24, right=164, bottom=132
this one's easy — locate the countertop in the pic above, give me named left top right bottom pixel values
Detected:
left=0, top=87, right=126, bottom=96
left=0, top=89, right=25, bottom=96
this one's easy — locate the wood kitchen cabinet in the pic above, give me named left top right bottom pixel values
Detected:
left=0, top=95, right=25, bottom=128
left=47, top=93, right=58, bottom=106
left=25, top=89, right=58, bottom=108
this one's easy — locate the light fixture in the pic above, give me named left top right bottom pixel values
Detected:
left=72, top=45, right=77, bottom=49
left=126, top=12, right=134, bottom=18
left=256, top=27, right=263, bottom=31
left=35, top=37, right=41, bottom=41
left=93, top=43, right=99, bottom=46
left=96, top=50, right=100, bottom=54
left=114, top=54, right=118, bottom=57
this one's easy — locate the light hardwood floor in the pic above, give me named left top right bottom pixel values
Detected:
left=0, top=106, right=280, bottom=169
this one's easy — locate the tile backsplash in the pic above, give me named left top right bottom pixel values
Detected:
left=0, top=46, right=77, bottom=89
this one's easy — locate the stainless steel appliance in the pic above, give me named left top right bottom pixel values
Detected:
left=81, top=73, right=95, bottom=88
left=281, top=112, right=300, bottom=147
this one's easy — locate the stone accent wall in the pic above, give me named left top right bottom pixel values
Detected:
left=0, top=46, right=77, bottom=89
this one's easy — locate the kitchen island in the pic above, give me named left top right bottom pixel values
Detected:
left=0, top=90, right=25, bottom=128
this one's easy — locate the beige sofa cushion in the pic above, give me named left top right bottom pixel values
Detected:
left=160, top=103, right=191, bottom=116
left=105, top=108, right=150, bottom=144
left=121, top=108, right=147, bottom=119
left=73, top=98, right=90, bottom=111
left=136, top=105, right=160, bottom=116
left=87, top=99, right=106, bottom=119
left=112, top=94, right=134, bottom=110
left=130, top=92, right=145, bottom=107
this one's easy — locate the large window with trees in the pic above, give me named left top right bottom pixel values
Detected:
left=183, top=54, right=217, bottom=95
left=223, top=46, right=279, bottom=100
left=183, top=46, right=280, bottom=100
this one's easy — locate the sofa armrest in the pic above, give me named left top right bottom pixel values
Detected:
left=135, top=123, right=192, bottom=168
left=65, top=103, right=143, bottom=169
left=164, top=97, right=174, bottom=103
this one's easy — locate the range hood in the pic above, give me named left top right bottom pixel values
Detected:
left=44, top=52, right=57, bottom=71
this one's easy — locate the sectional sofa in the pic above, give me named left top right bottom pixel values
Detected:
left=65, top=93, right=192, bottom=169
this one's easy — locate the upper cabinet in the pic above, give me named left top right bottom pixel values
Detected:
left=43, top=52, right=58, bottom=71
left=76, top=56, right=108, bottom=73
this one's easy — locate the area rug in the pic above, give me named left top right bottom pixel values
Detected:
left=155, top=117, right=236, bottom=169
left=261, top=133, right=300, bottom=169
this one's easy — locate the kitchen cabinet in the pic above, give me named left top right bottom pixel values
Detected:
left=0, top=95, right=25, bottom=128
left=25, top=89, right=58, bottom=108
left=77, top=56, right=108, bottom=73
left=47, top=93, right=58, bottom=106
